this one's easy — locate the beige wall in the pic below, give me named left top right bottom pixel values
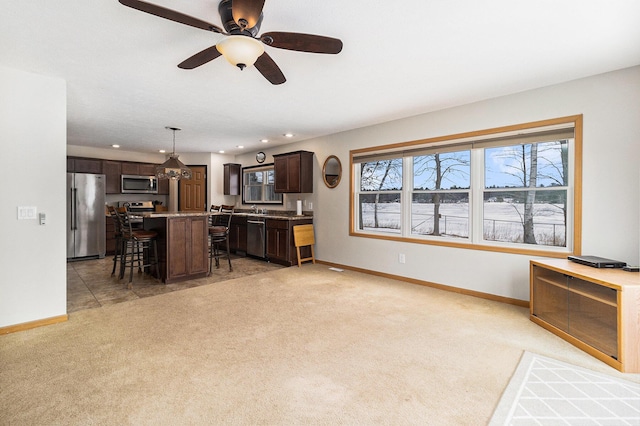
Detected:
left=0, top=66, right=67, bottom=327
left=235, top=66, right=640, bottom=301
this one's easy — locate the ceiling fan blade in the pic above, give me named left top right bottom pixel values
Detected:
left=260, top=32, right=343, bottom=54
left=119, top=0, right=224, bottom=33
left=254, top=52, right=286, bottom=85
left=231, top=0, right=265, bottom=29
left=178, top=46, right=222, bottom=69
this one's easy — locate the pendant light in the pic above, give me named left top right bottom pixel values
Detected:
left=156, top=127, right=192, bottom=180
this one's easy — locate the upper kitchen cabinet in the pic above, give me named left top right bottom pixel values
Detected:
left=68, top=157, right=102, bottom=174
left=120, top=162, right=139, bottom=175
left=274, top=151, right=314, bottom=193
left=102, top=160, right=121, bottom=194
left=121, top=162, right=155, bottom=176
left=224, top=163, right=241, bottom=196
left=139, top=163, right=157, bottom=176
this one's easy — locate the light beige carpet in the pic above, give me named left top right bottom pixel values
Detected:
left=1, top=264, right=638, bottom=425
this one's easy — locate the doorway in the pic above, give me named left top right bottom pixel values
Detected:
left=179, top=165, right=207, bottom=211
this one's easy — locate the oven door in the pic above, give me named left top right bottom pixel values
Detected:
left=121, top=175, right=158, bottom=194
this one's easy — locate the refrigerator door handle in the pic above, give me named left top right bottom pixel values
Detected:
left=72, top=188, right=78, bottom=230
left=70, top=187, right=74, bottom=230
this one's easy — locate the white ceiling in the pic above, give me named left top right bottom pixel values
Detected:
left=2, top=1, right=639, bottom=155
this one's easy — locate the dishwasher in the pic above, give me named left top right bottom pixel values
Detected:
left=246, top=218, right=266, bottom=259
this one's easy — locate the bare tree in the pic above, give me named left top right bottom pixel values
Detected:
left=537, top=140, right=569, bottom=241
left=414, top=152, right=469, bottom=236
left=359, top=159, right=402, bottom=229
left=490, top=140, right=567, bottom=244
left=523, top=144, right=538, bottom=244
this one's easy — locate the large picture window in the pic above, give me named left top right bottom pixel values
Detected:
left=351, top=116, right=582, bottom=256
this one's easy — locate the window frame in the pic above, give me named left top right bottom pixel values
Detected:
left=242, top=164, right=283, bottom=205
left=350, top=115, right=583, bottom=258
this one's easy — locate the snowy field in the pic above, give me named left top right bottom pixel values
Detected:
left=360, top=202, right=566, bottom=246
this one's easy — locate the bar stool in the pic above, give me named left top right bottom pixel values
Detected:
left=209, top=205, right=233, bottom=273
left=115, top=206, right=160, bottom=289
left=107, top=206, right=124, bottom=276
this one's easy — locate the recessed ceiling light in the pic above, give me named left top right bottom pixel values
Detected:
left=261, top=139, right=269, bottom=143
left=159, top=149, right=166, bottom=153
left=219, top=150, right=225, bottom=154
left=237, top=145, right=244, bottom=149
left=112, top=144, right=120, bottom=148
left=283, top=133, right=294, bottom=138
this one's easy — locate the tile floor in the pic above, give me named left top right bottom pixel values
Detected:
left=67, top=254, right=284, bottom=313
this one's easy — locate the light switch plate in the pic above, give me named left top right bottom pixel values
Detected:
left=17, top=206, right=37, bottom=220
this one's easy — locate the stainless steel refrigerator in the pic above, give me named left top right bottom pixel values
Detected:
left=67, top=173, right=106, bottom=259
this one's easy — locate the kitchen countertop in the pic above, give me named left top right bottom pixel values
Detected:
left=140, top=211, right=313, bottom=220
left=233, top=212, right=313, bottom=220
left=140, top=211, right=211, bottom=218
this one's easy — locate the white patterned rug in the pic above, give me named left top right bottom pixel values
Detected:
left=489, top=352, right=640, bottom=425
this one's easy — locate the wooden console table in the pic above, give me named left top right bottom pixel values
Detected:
left=530, top=259, right=640, bottom=373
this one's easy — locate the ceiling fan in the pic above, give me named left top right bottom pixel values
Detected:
left=118, top=0, right=343, bottom=85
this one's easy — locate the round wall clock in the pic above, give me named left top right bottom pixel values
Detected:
left=256, top=151, right=266, bottom=163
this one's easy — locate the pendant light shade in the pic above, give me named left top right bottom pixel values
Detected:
left=216, top=35, right=265, bottom=70
left=156, top=127, right=192, bottom=180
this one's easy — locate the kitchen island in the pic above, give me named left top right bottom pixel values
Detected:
left=141, top=212, right=210, bottom=284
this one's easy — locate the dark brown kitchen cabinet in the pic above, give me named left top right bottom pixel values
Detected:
left=139, top=163, right=157, bottom=175
left=121, top=162, right=141, bottom=175
left=228, top=215, right=247, bottom=253
left=68, top=157, right=102, bottom=174
left=144, top=215, right=209, bottom=283
left=167, top=216, right=209, bottom=281
left=102, top=160, right=121, bottom=194
left=266, top=218, right=313, bottom=266
left=224, top=163, right=241, bottom=195
left=119, top=161, right=157, bottom=177
left=274, top=151, right=314, bottom=193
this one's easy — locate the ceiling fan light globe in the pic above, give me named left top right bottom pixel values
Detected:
left=216, top=35, right=264, bottom=69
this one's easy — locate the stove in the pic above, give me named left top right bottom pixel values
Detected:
left=125, top=201, right=155, bottom=213
left=120, top=201, right=155, bottom=225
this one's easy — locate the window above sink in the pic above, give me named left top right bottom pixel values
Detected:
left=242, top=164, right=283, bottom=205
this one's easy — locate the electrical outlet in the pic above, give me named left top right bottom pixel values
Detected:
left=398, top=253, right=406, bottom=264
left=308, top=202, right=313, bottom=210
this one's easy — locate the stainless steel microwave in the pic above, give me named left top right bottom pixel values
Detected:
left=121, top=175, right=158, bottom=194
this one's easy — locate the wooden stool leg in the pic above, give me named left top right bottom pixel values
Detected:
left=128, top=241, right=134, bottom=288
left=119, top=239, right=127, bottom=280
left=152, top=239, right=160, bottom=282
left=209, top=236, right=214, bottom=275
left=111, top=236, right=119, bottom=276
